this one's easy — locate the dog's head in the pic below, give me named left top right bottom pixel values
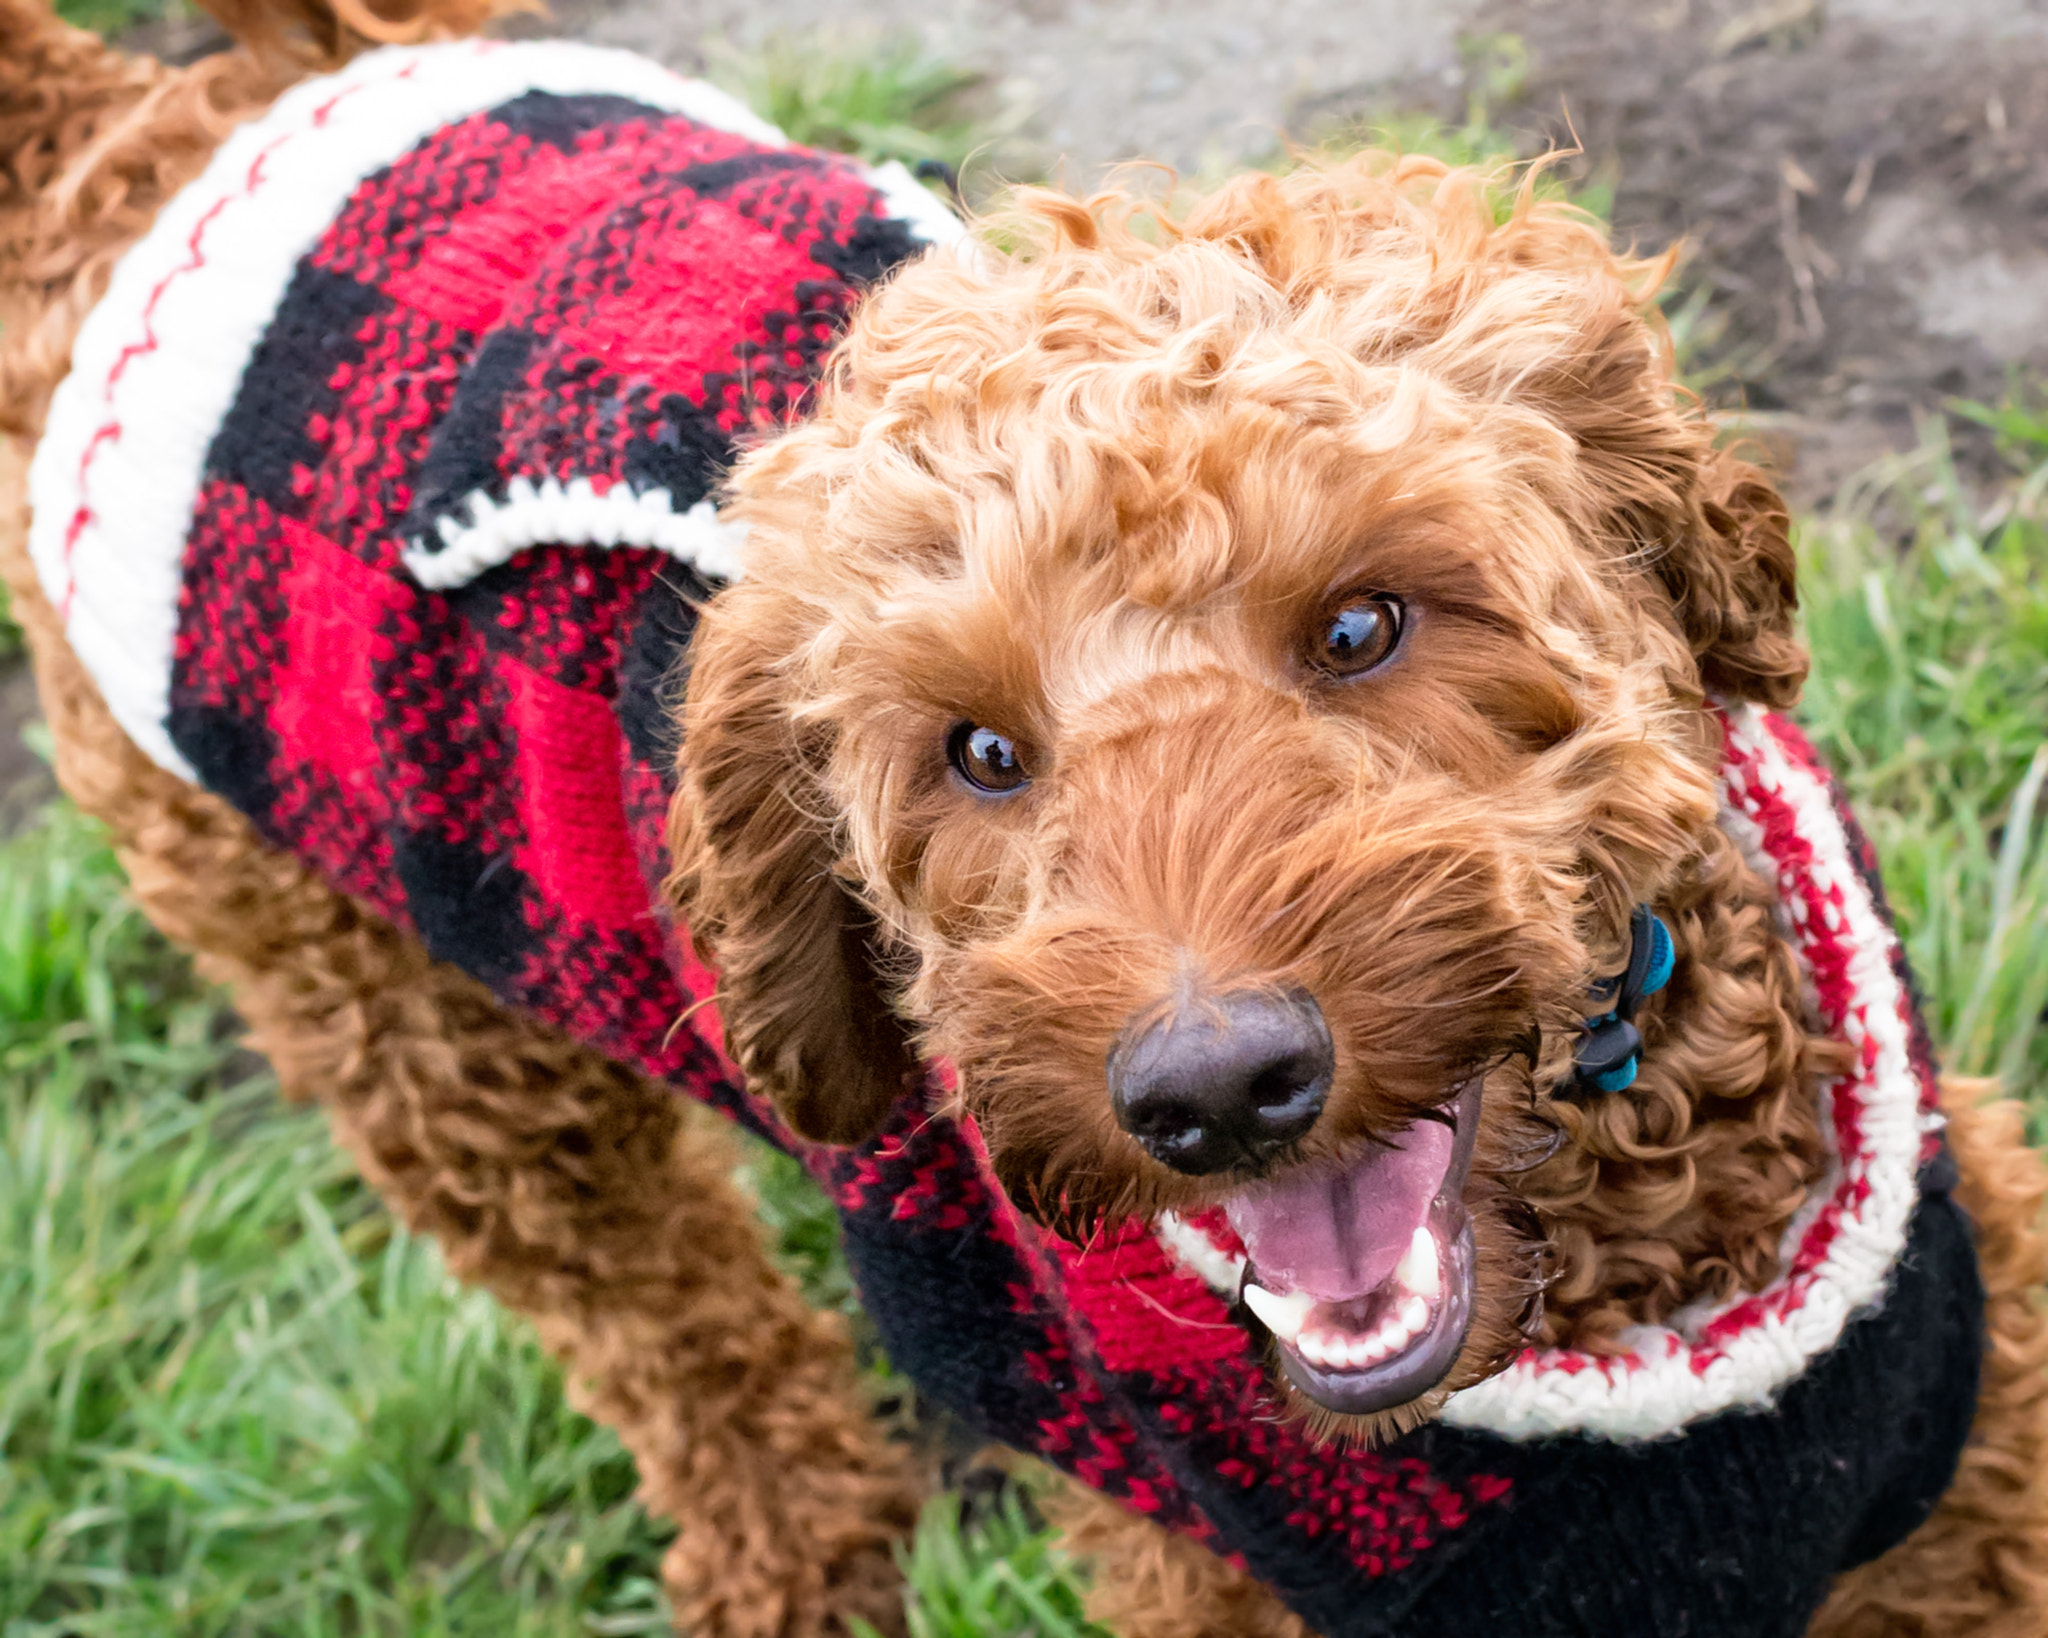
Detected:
left=670, top=155, right=1803, bottom=1437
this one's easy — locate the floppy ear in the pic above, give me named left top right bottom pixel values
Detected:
left=1652, top=447, right=1807, bottom=710
left=1492, top=218, right=1809, bottom=712
left=1542, top=323, right=1807, bottom=710
left=666, top=584, right=921, bottom=1145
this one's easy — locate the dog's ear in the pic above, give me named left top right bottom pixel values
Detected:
left=667, top=584, right=920, bottom=1145
left=1482, top=205, right=1808, bottom=711
left=1652, top=446, right=1807, bottom=710
left=1537, top=301, right=1807, bottom=711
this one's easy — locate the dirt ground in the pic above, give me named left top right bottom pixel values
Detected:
left=568, top=0, right=1477, bottom=183
left=1469, top=0, right=2048, bottom=501
left=573, top=0, right=2048, bottom=503
left=6, top=0, right=2045, bottom=817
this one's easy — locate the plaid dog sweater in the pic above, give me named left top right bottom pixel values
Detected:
left=27, top=43, right=1985, bottom=1637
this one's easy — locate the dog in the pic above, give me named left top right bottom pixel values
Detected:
left=5, top=1, right=2048, bottom=1634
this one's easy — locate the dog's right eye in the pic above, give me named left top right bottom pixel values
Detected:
left=1311, top=594, right=1404, bottom=678
left=948, top=722, right=1032, bottom=795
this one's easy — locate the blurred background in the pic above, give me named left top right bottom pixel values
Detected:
left=2, top=1, right=2045, bottom=1632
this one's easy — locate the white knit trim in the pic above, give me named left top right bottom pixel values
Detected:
left=403, top=478, right=750, bottom=589
left=1152, top=704, right=1929, bottom=1443
left=26, top=40, right=961, bottom=778
left=866, top=158, right=972, bottom=250
left=1157, top=1211, right=1248, bottom=1297
left=1438, top=703, right=1926, bottom=1440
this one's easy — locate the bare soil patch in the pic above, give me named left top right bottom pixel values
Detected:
left=1439, top=0, right=2048, bottom=501
left=564, top=0, right=2048, bottom=503
left=565, top=0, right=1473, bottom=182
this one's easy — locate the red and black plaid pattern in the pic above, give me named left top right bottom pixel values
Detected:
left=165, top=88, right=930, bottom=1134
left=155, top=84, right=1980, bottom=1638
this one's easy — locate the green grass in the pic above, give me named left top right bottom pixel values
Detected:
left=1796, top=406, right=2048, bottom=1103
left=875, top=1496, right=1103, bottom=1638
left=0, top=808, right=676, bottom=1637
left=1, top=796, right=215, bottom=1078
left=2, top=580, right=21, bottom=662
left=0, top=794, right=1102, bottom=1635
left=706, top=32, right=990, bottom=177
left=1308, top=31, right=1614, bottom=225
left=53, top=0, right=180, bottom=40
left=2, top=31, right=2044, bottom=1634
left=738, top=1145, right=863, bottom=1321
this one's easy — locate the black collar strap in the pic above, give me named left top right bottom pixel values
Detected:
left=1568, top=904, right=1675, bottom=1097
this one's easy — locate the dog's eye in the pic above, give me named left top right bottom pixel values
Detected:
left=948, top=722, right=1032, bottom=795
left=1312, top=595, right=1404, bottom=677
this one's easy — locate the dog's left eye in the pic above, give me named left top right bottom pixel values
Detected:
left=948, top=722, right=1032, bottom=795
left=1311, top=594, right=1404, bottom=678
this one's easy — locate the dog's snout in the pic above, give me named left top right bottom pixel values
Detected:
left=1108, top=989, right=1334, bottom=1175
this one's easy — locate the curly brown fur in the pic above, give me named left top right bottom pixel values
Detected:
left=1810, top=1079, right=2048, bottom=1637
left=673, top=158, right=1824, bottom=1436
left=664, top=638, right=925, bottom=1146
left=1523, top=819, right=1836, bottom=1350
left=0, top=0, right=534, bottom=442
left=1, top=1, right=278, bottom=441
left=1043, top=1478, right=1312, bottom=1638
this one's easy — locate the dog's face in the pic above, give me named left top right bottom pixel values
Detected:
left=672, top=158, right=1804, bottom=1436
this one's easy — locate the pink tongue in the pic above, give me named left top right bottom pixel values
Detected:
left=1223, top=1119, right=1453, bottom=1302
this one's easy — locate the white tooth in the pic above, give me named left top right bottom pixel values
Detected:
left=1243, top=1283, right=1316, bottom=1345
left=1397, top=1226, right=1441, bottom=1300
left=1400, top=1295, right=1430, bottom=1333
left=1299, top=1329, right=1339, bottom=1367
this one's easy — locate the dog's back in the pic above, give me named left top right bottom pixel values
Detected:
left=0, top=0, right=509, bottom=440
left=5, top=8, right=963, bottom=1145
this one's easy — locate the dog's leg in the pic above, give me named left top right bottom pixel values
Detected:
left=1041, top=1478, right=1315, bottom=1638
left=1808, top=1078, right=2048, bottom=1637
left=1, top=6, right=926, bottom=1628
left=0, top=513, right=924, bottom=1638
left=238, top=941, right=926, bottom=1638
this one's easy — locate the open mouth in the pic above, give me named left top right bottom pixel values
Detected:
left=1226, top=1080, right=1482, bottom=1416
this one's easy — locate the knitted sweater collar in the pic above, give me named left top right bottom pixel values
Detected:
left=825, top=700, right=1960, bottom=1638
left=1038, top=701, right=1943, bottom=1443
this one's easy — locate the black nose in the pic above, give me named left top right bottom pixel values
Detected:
left=1108, top=989, right=1334, bottom=1175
